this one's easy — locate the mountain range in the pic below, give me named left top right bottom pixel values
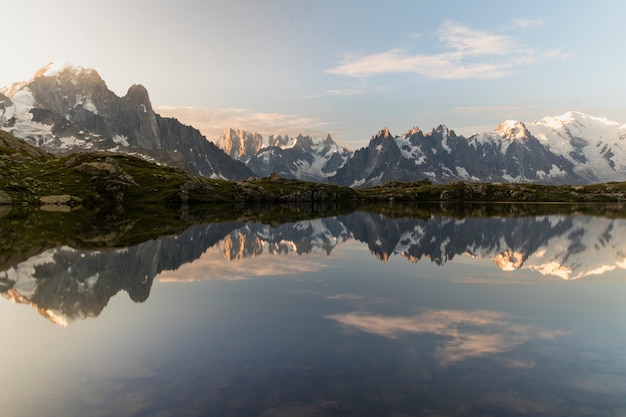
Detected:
left=216, top=128, right=351, bottom=182
left=3, top=212, right=626, bottom=325
left=2, top=63, right=626, bottom=185
left=329, top=115, right=626, bottom=187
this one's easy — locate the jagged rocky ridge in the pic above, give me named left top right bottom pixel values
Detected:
left=216, top=112, right=626, bottom=186
left=3, top=211, right=626, bottom=325
left=217, top=128, right=351, bottom=182
left=0, top=63, right=253, bottom=179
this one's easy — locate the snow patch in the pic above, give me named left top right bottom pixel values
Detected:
left=0, top=88, right=54, bottom=140
left=395, top=136, right=426, bottom=164
left=41, top=61, right=74, bottom=77
left=75, top=94, right=98, bottom=114
left=57, top=136, right=94, bottom=150
left=455, top=166, right=479, bottom=181
left=112, top=135, right=130, bottom=147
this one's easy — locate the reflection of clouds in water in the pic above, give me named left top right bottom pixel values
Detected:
left=156, top=246, right=327, bottom=282
left=327, top=309, right=568, bottom=365
left=450, top=277, right=533, bottom=285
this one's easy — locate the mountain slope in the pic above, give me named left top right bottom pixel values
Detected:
left=526, top=111, right=626, bottom=181
left=0, top=63, right=254, bottom=179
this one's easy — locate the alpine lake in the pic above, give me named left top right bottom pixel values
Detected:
left=3, top=202, right=626, bottom=417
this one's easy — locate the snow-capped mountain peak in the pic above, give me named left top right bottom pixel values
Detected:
left=1, top=62, right=94, bottom=98
left=34, top=61, right=74, bottom=78
left=495, top=120, right=531, bottom=140
left=526, top=111, right=626, bottom=181
left=544, top=111, right=620, bottom=128
left=531, top=111, right=625, bottom=142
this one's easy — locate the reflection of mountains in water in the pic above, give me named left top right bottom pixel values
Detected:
left=2, top=213, right=626, bottom=324
left=0, top=222, right=242, bottom=326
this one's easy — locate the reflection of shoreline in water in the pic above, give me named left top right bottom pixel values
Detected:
left=2, top=212, right=626, bottom=325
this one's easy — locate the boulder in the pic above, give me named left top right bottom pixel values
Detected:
left=0, top=190, right=11, bottom=205
left=39, top=195, right=83, bottom=206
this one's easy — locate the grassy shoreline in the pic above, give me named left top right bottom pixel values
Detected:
left=3, top=130, right=626, bottom=210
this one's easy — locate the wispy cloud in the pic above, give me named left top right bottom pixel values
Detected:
left=300, top=88, right=368, bottom=99
left=155, top=106, right=331, bottom=141
left=440, top=22, right=522, bottom=56
left=324, top=88, right=366, bottom=96
left=512, top=18, right=544, bottom=29
left=452, top=105, right=536, bottom=114
left=326, top=21, right=568, bottom=80
left=543, top=49, right=575, bottom=59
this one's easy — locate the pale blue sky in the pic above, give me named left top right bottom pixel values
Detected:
left=3, top=0, right=626, bottom=148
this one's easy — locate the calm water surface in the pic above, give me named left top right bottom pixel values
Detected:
left=3, top=209, right=626, bottom=416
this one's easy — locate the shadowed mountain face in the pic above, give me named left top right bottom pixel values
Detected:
left=330, top=125, right=578, bottom=187
left=2, top=209, right=625, bottom=325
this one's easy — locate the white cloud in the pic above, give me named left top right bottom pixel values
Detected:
left=439, top=22, right=522, bottom=56
left=327, top=48, right=516, bottom=80
left=326, top=21, right=565, bottom=80
left=155, top=106, right=332, bottom=141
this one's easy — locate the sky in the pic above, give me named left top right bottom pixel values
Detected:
left=3, top=0, right=626, bottom=149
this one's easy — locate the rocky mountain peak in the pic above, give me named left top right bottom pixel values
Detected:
left=402, top=127, right=422, bottom=137
left=217, top=128, right=265, bottom=160
left=1, top=62, right=100, bottom=97
left=374, top=127, right=393, bottom=139
left=432, top=124, right=451, bottom=137
left=268, top=134, right=294, bottom=148
left=124, top=84, right=153, bottom=111
left=323, top=134, right=335, bottom=146
left=31, top=62, right=104, bottom=89
left=495, top=120, right=531, bottom=140
left=34, top=62, right=82, bottom=78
